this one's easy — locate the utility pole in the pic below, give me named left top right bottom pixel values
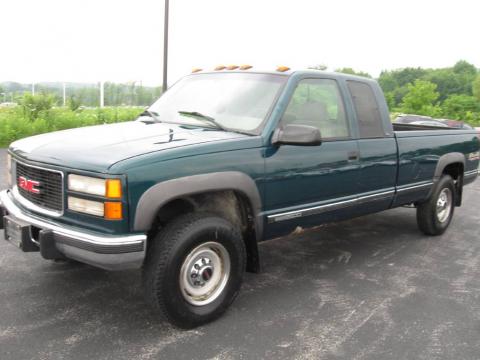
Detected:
left=100, top=81, right=104, bottom=108
left=162, top=0, right=169, bottom=93
left=63, top=82, right=67, bottom=107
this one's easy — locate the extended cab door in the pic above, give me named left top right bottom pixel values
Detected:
left=345, top=80, right=397, bottom=212
left=263, top=77, right=361, bottom=238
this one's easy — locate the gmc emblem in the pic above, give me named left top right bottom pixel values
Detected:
left=18, top=176, right=41, bottom=194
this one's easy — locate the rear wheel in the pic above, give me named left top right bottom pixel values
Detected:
left=142, top=212, right=246, bottom=328
left=416, top=175, right=455, bottom=235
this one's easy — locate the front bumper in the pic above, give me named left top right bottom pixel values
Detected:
left=0, top=189, right=147, bottom=270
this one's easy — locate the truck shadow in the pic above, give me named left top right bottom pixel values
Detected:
left=32, top=207, right=425, bottom=329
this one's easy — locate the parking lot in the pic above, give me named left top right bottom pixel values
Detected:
left=1, top=148, right=480, bottom=360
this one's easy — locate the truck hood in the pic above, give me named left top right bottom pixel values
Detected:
left=10, top=121, right=248, bottom=173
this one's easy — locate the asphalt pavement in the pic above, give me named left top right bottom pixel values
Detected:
left=1, top=149, right=480, bottom=360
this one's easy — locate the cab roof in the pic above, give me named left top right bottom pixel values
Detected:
left=190, top=68, right=374, bottom=82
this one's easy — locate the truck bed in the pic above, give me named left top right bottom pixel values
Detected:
left=390, top=124, right=479, bottom=207
left=393, top=123, right=460, bottom=132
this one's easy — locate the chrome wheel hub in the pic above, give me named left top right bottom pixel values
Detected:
left=436, top=188, right=452, bottom=223
left=180, top=242, right=231, bottom=306
left=188, top=257, right=214, bottom=288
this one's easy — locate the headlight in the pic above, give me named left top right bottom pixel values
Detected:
left=67, top=174, right=123, bottom=220
left=6, top=153, right=12, bottom=187
left=67, top=197, right=123, bottom=220
left=68, top=197, right=105, bottom=217
left=68, top=174, right=122, bottom=198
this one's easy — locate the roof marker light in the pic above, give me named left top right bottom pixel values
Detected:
left=239, top=65, right=252, bottom=70
left=276, top=66, right=290, bottom=72
left=214, top=65, right=226, bottom=71
left=191, top=68, right=203, bottom=73
left=226, top=65, right=239, bottom=70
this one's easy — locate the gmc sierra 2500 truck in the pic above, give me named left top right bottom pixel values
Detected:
left=1, top=67, right=479, bottom=328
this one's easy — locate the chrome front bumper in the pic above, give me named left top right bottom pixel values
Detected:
left=0, top=189, right=147, bottom=270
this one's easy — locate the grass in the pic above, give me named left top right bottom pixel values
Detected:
left=0, top=106, right=143, bottom=147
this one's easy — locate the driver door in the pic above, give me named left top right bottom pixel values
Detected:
left=263, top=77, right=361, bottom=238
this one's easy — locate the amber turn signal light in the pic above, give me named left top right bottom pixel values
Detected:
left=106, top=179, right=122, bottom=199
left=276, top=66, right=290, bottom=72
left=105, top=202, right=123, bottom=220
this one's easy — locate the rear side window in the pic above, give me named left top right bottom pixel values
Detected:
left=347, top=81, right=385, bottom=138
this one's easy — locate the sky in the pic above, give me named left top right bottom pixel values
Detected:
left=1, top=0, right=479, bottom=86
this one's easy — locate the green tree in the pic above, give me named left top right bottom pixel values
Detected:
left=378, top=71, right=398, bottom=93
left=67, top=94, right=82, bottom=111
left=442, top=94, right=480, bottom=120
left=452, top=60, right=477, bottom=76
left=378, top=67, right=428, bottom=106
left=400, top=80, right=439, bottom=115
left=380, top=67, right=427, bottom=87
left=424, top=62, right=477, bottom=100
left=0, top=85, right=5, bottom=102
left=384, top=92, right=396, bottom=110
left=473, top=74, right=480, bottom=102
left=334, top=67, right=372, bottom=78
left=424, top=69, right=462, bottom=100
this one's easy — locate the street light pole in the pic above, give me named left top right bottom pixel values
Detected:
left=63, top=82, right=66, bottom=107
left=162, top=0, right=169, bottom=93
left=100, top=81, right=105, bottom=108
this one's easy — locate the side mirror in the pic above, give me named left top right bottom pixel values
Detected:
left=272, top=124, right=322, bottom=146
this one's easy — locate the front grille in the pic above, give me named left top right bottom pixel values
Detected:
left=15, top=161, right=63, bottom=213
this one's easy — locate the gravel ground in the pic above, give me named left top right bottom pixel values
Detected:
left=1, top=150, right=480, bottom=360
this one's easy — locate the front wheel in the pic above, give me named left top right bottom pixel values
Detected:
left=142, top=212, right=246, bottom=329
left=416, top=175, right=456, bottom=235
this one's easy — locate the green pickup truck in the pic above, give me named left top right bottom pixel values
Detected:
left=1, top=68, right=479, bottom=328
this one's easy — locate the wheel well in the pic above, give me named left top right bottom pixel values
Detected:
left=149, top=190, right=260, bottom=273
left=442, top=162, right=463, bottom=180
left=442, top=162, right=464, bottom=206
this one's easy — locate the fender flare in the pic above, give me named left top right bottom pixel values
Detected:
left=432, top=152, right=466, bottom=206
left=133, top=171, right=263, bottom=240
left=433, top=152, right=465, bottom=181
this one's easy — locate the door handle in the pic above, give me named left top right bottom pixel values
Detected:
left=348, top=151, right=359, bottom=161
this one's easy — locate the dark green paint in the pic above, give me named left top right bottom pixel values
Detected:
left=8, top=70, right=480, bottom=240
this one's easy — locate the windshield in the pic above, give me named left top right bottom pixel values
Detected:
left=147, top=73, right=287, bottom=134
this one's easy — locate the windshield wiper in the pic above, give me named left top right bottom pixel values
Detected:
left=139, top=109, right=161, bottom=123
left=178, top=111, right=228, bottom=131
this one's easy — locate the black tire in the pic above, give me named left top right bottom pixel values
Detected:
left=142, top=212, right=246, bottom=329
left=416, top=175, right=456, bottom=236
